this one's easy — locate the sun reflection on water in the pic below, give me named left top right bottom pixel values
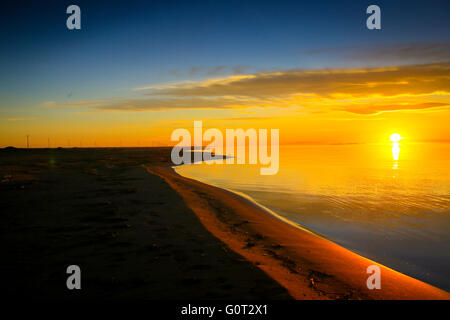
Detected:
left=390, top=133, right=402, bottom=169
left=392, top=142, right=400, bottom=169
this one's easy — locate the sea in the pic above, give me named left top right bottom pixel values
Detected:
left=174, top=143, right=450, bottom=291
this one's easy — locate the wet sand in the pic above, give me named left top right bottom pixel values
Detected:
left=0, top=147, right=448, bottom=299
left=146, top=166, right=450, bottom=300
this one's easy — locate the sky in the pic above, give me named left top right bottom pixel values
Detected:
left=1, top=0, right=450, bottom=147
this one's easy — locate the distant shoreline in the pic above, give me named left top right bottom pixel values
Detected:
left=147, top=164, right=449, bottom=300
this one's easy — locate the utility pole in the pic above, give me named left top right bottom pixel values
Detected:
left=26, top=135, right=30, bottom=149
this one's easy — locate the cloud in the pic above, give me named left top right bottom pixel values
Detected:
left=148, top=62, right=450, bottom=98
left=95, top=97, right=262, bottom=111
left=133, top=80, right=199, bottom=91
left=301, top=42, right=450, bottom=65
left=1, top=117, right=37, bottom=121
left=341, top=102, right=449, bottom=115
left=166, top=65, right=251, bottom=79
left=41, top=101, right=56, bottom=107
left=358, top=42, right=450, bottom=64
left=46, top=62, right=450, bottom=115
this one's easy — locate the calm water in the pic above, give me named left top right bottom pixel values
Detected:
left=175, top=143, right=450, bottom=291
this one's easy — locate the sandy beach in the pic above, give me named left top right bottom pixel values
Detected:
left=1, top=147, right=448, bottom=300
left=149, top=165, right=450, bottom=300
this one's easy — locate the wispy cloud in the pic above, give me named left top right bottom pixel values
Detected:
left=45, top=62, right=450, bottom=115
left=148, top=63, right=450, bottom=98
left=167, top=65, right=252, bottom=79
left=1, top=117, right=37, bottom=121
left=300, top=42, right=450, bottom=65
left=340, top=102, right=449, bottom=115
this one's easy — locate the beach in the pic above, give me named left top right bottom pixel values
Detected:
left=1, top=147, right=448, bottom=300
left=174, top=143, right=450, bottom=291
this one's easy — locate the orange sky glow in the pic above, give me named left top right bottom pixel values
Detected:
left=1, top=62, right=449, bottom=148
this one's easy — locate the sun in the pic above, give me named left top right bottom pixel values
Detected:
left=390, top=133, right=403, bottom=143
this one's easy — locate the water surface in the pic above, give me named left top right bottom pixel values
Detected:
left=175, top=143, right=450, bottom=291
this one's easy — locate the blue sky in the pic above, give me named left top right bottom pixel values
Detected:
left=1, top=1, right=449, bottom=146
left=1, top=1, right=449, bottom=107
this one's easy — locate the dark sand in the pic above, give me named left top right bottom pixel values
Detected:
left=0, top=148, right=289, bottom=299
left=1, top=147, right=448, bottom=300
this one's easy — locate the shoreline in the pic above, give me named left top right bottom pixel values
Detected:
left=1, top=147, right=448, bottom=299
left=174, top=167, right=325, bottom=239
left=173, top=166, right=447, bottom=290
left=146, top=164, right=450, bottom=300
left=0, top=148, right=293, bottom=299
